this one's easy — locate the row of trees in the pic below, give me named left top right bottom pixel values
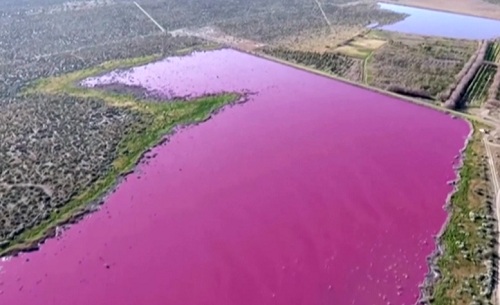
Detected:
left=386, top=85, right=434, bottom=100
left=439, top=41, right=484, bottom=102
left=261, top=47, right=355, bottom=76
left=444, top=41, right=488, bottom=109
left=485, top=42, right=500, bottom=62
left=487, top=64, right=500, bottom=105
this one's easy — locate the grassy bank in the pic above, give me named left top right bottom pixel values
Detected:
left=0, top=52, right=239, bottom=257
left=432, top=125, right=495, bottom=305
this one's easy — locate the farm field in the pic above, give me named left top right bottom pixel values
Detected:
left=260, top=47, right=362, bottom=81
left=461, top=63, right=497, bottom=107
left=366, top=31, right=477, bottom=100
left=333, top=34, right=387, bottom=59
left=486, top=41, right=500, bottom=63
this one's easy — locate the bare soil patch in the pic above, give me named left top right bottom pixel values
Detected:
left=170, top=26, right=265, bottom=51
left=335, top=45, right=370, bottom=58
left=350, top=38, right=386, bottom=49
left=334, top=35, right=386, bottom=58
left=276, top=26, right=364, bottom=53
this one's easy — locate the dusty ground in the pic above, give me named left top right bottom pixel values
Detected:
left=170, top=26, right=265, bottom=51
left=380, top=0, right=500, bottom=20
left=334, top=34, right=387, bottom=58
left=276, top=26, right=365, bottom=53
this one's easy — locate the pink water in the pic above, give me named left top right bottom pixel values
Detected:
left=1, top=49, right=469, bottom=305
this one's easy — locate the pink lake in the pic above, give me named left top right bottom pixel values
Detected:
left=0, top=49, right=470, bottom=305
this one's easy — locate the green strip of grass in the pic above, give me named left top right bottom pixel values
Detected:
left=432, top=125, right=492, bottom=305
left=464, top=64, right=497, bottom=107
left=1, top=51, right=239, bottom=257
left=363, top=51, right=374, bottom=84
left=485, top=42, right=500, bottom=63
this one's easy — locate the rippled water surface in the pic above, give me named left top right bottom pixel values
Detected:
left=0, top=49, right=470, bottom=305
left=378, top=2, right=500, bottom=39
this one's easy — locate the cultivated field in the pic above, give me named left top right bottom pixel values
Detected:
left=260, top=47, right=362, bottom=81
left=462, top=63, right=497, bottom=107
left=334, top=34, right=387, bottom=58
left=366, top=31, right=477, bottom=100
left=486, top=41, right=500, bottom=63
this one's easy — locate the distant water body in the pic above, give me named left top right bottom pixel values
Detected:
left=379, top=2, right=500, bottom=39
left=0, top=49, right=470, bottom=305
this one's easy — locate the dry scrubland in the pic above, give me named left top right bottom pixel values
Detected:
left=0, top=0, right=219, bottom=251
left=0, top=96, right=142, bottom=244
left=0, top=33, right=208, bottom=249
left=136, top=0, right=403, bottom=44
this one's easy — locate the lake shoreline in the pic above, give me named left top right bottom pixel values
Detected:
left=0, top=49, right=243, bottom=258
left=418, top=121, right=474, bottom=303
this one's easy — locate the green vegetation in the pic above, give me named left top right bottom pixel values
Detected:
left=485, top=42, right=500, bottom=63
left=432, top=127, right=495, bottom=305
left=462, top=64, right=497, bottom=107
left=260, top=47, right=358, bottom=79
left=362, top=51, right=374, bottom=84
left=0, top=53, right=239, bottom=257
